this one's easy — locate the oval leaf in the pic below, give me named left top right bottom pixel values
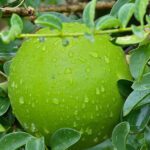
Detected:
left=50, top=128, right=81, bottom=150
left=129, top=45, right=150, bottom=79
left=123, top=90, right=150, bottom=116
left=0, top=97, right=10, bottom=116
left=25, top=137, right=45, bottom=150
left=35, top=14, right=62, bottom=30
left=118, top=3, right=135, bottom=28
left=132, top=73, right=150, bottom=90
left=83, top=0, right=97, bottom=29
left=0, top=132, right=33, bottom=150
left=110, top=0, right=130, bottom=16
left=96, top=15, right=120, bottom=30
left=112, top=122, right=130, bottom=150
left=134, top=0, right=149, bottom=25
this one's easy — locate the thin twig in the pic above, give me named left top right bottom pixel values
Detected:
left=1, top=1, right=115, bottom=17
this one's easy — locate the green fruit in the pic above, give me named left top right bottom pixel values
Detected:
left=8, top=23, right=131, bottom=149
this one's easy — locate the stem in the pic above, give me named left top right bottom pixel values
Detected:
left=19, top=27, right=133, bottom=38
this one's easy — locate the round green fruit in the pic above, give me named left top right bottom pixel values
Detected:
left=8, top=23, right=131, bottom=149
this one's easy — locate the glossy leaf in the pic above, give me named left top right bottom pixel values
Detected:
left=25, top=137, right=45, bottom=150
left=126, top=105, right=150, bottom=132
left=3, top=60, right=12, bottom=76
left=35, top=14, right=62, bottom=30
left=118, top=3, right=135, bottom=28
left=132, top=25, right=145, bottom=38
left=0, top=132, right=33, bottom=150
left=86, top=139, right=113, bottom=150
left=117, top=79, right=133, bottom=99
left=115, top=33, right=148, bottom=45
left=123, top=90, right=150, bottom=116
left=0, top=14, right=23, bottom=43
left=96, top=15, right=120, bottom=30
left=132, top=73, right=150, bottom=90
left=83, top=0, right=97, bottom=29
left=136, top=94, right=150, bottom=108
left=110, top=0, right=130, bottom=16
left=112, top=122, right=130, bottom=150
left=0, top=97, right=10, bottom=116
left=134, top=0, right=149, bottom=25
left=50, top=128, right=81, bottom=150
left=129, top=45, right=150, bottom=79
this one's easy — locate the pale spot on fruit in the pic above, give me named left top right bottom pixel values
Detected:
left=96, top=105, right=99, bottom=111
left=74, top=110, right=78, bottom=115
left=11, top=81, right=15, bottom=88
left=44, top=128, right=50, bottom=134
left=85, top=127, right=92, bottom=135
left=101, top=86, right=105, bottom=92
left=96, top=87, right=100, bottom=95
left=52, top=98, right=59, bottom=104
left=82, top=103, right=86, bottom=109
left=68, top=52, right=73, bottom=58
left=19, top=96, right=24, bottom=104
left=52, top=58, right=57, bottom=63
left=110, top=111, right=114, bottom=118
left=86, top=67, right=90, bottom=73
left=30, top=123, right=37, bottom=132
left=93, top=137, right=99, bottom=143
left=90, top=52, right=98, bottom=58
left=104, top=56, right=110, bottom=64
left=84, top=96, right=89, bottom=103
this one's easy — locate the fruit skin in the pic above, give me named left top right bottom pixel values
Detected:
left=8, top=23, right=131, bottom=149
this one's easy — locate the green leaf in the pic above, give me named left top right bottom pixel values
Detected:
left=126, top=105, right=150, bottom=132
left=3, top=60, right=12, bottom=76
left=0, top=132, right=33, bottom=150
left=35, top=14, right=62, bottom=30
left=118, top=3, right=135, bottom=28
left=86, top=139, right=113, bottom=150
left=0, top=14, right=23, bottom=43
left=136, top=94, right=150, bottom=108
left=117, top=79, right=133, bottom=99
left=144, top=127, right=150, bottom=149
left=96, top=15, right=120, bottom=30
left=112, top=122, right=130, bottom=150
left=50, top=128, right=81, bottom=150
left=110, top=0, right=130, bottom=16
left=129, top=45, right=150, bottom=79
left=0, top=97, right=10, bottom=116
left=132, top=73, right=150, bottom=90
left=115, top=33, right=148, bottom=45
left=25, top=137, right=45, bottom=150
left=132, top=25, right=145, bottom=38
left=123, top=90, right=150, bottom=116
left=83, top=0, right=97, bottom=29
left=134, top=0, right=149, bottom=25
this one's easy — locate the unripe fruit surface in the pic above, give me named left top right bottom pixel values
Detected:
left=8, top=23, right=131, bottom=149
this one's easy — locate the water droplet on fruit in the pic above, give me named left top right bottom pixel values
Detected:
left=62, top=39, right=69, bottom=47
left=52, top=98, right=59, bottom=104
left=19, top=96, right=24, bottom=104
left=30, top=123, right=37, bottom=132
left=96, top=87, right=100, bottom=95
left=93, top=137, right=99, bottom=143
left=104, top=56, right=110, bottom=63
left=85, top=127, right=92, bottom=135
left=38, top=37, right=45, bottom=43
left=90, top=52, right=98, bottom=58
left=101, top=86, right=105, bottom=92
left=84, top=96, right=89, bottom=103
left=64, top=68, right=72, bottom=74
